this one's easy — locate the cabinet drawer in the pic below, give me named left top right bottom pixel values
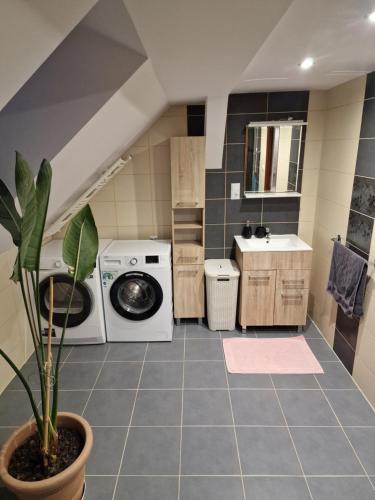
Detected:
left=241, top=251, right=278, bottom=271
left=274, top=289, right=308, bottom=326
left=277, top=251, right=312, bottom=270
left=173, top=244, right=204, bottom=265
left=240, top=270, right=276, bottom=326
left=276, top=270, right=311, bottom=290
left=173, top=265, right=204, bottom=319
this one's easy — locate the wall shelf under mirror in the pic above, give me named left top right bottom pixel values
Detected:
left=244, top=120, right=307, bottom=199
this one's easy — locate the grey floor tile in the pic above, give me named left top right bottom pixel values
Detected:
left=27, top=345, right=72, bottom=364
left=140, top=362, right=182, bottom=389
left=0, top=427, right=16, bottom=446
left=236, top=427, right=301, bottom=475
left=60, top=362, right=102, bottom=390
left=132, top=390, right=181, bottom=426
left=307, top=477, right=375, bottom=500
left=87, top=427, right=127, bottom=475
left=181, top=427, right=240, bottom=475
left=346, top=427, right=375, bottom=475
left=183, top=390, right=232, bottom=425
left=0, top=485, right=16, bottom=500
left=230, top=390, right=284, bottom=425
left=83, top=390, right=136, bottom=426
left=300, top=320, right=322, bottom=338
left=256, top=332, right=294, bottom=338
left=0, top=390, right=38, bottom=425
left=244, top=477, right=310, bottom=500
left=325, top=390, right=375, bottom=426
left=146, top=340, right=184, bottom=361
left=228, top=373, right=272, bottom=389
left=272, top=374, right=319, bottom=389
left=184, top=361, right=227, bottom=388
left=7, top=363, right=42, bottom=390
left=66, top=344, right=109, bottom=362
left=185, top=339, right=223, bottom=360
left=278, top=390, right=337, bottom=426
left=107, top=343, right=147, bottom=361
left=316, top=362, right=357, bottom=389
left=95, top=362, right=142, bottom=389
left=173, top=324, right=185, bottom=339
left=180, top=477, right=244, bottom=500
left=186, top=324, right=220, bottom=339
left=85, top=476, right=117, bottom=500
left=55, top=390, right=90, bottom=415
left=114, top=476, right=178, bottom=500
left=306, top=338, right=338, bottom=361
left=290, top=427, right=363, bottom=475
left=121, top=427, right=180, bottom=475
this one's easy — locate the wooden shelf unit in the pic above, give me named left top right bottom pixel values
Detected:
left=170, top=137, right=205, bottom=322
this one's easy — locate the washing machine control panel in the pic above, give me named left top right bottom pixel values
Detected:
left=129, top=257, right=138, bottom=266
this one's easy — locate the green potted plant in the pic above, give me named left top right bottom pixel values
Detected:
left=0, top=153, right=98, bottom=500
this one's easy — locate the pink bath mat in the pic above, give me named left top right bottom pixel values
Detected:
left=223, top=335, right=324, bottom=374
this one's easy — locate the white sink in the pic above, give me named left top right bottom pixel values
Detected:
left=234, top=234, right=312, bottom=252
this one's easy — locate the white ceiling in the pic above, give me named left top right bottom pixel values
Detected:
left=234, top=0, right=375, bottom=93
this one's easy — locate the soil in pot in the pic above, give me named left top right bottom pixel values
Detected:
left=8, top=427, right=83, bottom=482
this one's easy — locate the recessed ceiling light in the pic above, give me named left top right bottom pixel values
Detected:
left=300, top=57, right=314, bottom=70
left=368, top=11, right=375, bottom=22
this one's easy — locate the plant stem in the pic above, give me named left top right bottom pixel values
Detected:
left=43, top=277, right=54, bottom=467
left=31, top=271, right=45, bottom=364
left=0, top=349, right=42, bottom=436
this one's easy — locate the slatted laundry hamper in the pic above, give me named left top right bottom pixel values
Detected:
left=205, top=259, right=240, bottom=331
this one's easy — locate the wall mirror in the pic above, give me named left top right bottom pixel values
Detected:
left=244, top=120, right=307, bottom=198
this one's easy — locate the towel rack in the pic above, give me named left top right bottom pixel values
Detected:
left=331, top=234, right=375, bottom=267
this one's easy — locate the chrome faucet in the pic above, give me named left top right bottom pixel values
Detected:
left=265, top=227, right=271, bottom=240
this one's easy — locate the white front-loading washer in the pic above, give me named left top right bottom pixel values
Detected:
left=100, top=240, right=173, bottom=342
left=39, top=239, right=111, bottom=345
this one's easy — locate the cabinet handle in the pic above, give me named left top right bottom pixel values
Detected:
left=178, top=270, right=199, bottom=276
left=248, top=276, right=270, bottom=281
left=176, top=202, right=198, bottom=207
left=281, top=294, right=303, bottom=299
left=177, top=256, right=198, bottom=263
left=282, top=279, right=304, bottom=284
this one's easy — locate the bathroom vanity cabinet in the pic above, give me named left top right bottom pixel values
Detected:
left=235, top=238, right=312, bottom=330
left=171, top=137, right=206, bottom=322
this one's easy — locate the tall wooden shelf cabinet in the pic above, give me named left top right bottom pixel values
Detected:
left=170, top=136, right=205, bottom=323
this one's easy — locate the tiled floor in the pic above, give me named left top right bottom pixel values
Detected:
left=1, top=321, right=375, bottom=499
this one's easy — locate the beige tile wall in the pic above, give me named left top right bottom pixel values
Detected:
left=0, top=248, right=32, bottom=394
left=308, top=76, right=366, bottom=346
left=55, top=106, right=187, bottom=241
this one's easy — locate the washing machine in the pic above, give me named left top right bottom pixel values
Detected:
left=100, top=240, right=173, bottom=342
left=39, top=239, right=111, bottom=345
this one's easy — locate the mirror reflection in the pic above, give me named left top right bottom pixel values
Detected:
left=244, top=121, right=306, bottom=194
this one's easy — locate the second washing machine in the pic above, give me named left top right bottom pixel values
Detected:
left=100, top=240, right=173, bottom=342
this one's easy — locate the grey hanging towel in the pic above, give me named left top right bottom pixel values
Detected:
left=327, top=241, right=368, bottom=318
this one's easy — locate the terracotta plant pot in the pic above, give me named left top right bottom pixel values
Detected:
left=0, top=412, right=93, bottom=500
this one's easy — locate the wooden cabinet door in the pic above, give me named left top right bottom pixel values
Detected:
left=171, top=137, right=205, bottom=208
left=173, top=265, right=205, bottom=318
left=274, top=289, right=309, bottom=325
left=240, top=270, right=276, bottom=326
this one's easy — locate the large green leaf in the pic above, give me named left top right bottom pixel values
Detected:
left=15, top=152, right=36, bottom=275
left=24, top=159, right=52, bottom=271
left=63, top=205, right=98, bottom=282
left=0, top=180, right=21, bottom=246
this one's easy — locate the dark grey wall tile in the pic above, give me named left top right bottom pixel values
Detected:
left=226, top=114, right=266, bottom=143
left=333, top=329, right=355, bottom=374
left=205, top=248, right=225, bottom=259
left=187, top=115, right=204, bottom=136
left=226, top=144, right=245, bottom=172
left=365, top=71, right=375, bottom=100
left=187, top=104, right=205, bottom=115
left=227, top=93, right=267, bottom=114
left=225, top=223, right=247, bottom=248
left=267, top=111, right=308, bottom=122
left=262, top=197, right=300, bottom=223
left=226, top=172, right=244, bottom=198
left=346, top=242, right=369, bottom=260
left=265, top=222, right=299, bottom=235
left=206, top=173, right=225, bottom=199
left=361, top=99, right=375, bottom=138
left=351, top=176, right=375, bottom=217
left=268, top=91, right=309, bottom=112
left=336, top=307, right=359, bottom=351
left=226, top=199, right=262, bottom=224
left=206, top=200, right=225, bottom=224
left=356, top=139, right=375, bottom=178
left=225, top=246, right=237, bottom=259
left=297, top=170, right=303, bottom=193
left=347, top=210, right=374, bottom=254
left=205, top=225, right=224, bottom=248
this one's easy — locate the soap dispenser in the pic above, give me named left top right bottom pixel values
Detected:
left=242, top=220, right=252, bottom=239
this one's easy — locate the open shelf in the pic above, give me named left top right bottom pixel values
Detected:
left=174, top=222, right=203, bottom=230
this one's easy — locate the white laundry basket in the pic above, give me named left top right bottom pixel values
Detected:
left=205, top=259, right=240, bottom=331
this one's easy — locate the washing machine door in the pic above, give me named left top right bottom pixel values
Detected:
left=110, top=271, right=163, bottom=321
left=39, top=273, right=93, bottom=328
